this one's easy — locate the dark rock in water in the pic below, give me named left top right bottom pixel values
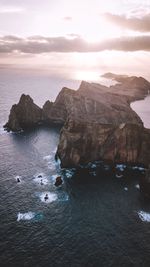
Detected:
left=4, top=94, right=43, bottom=132
left=44, top=193, right=49, bottom=201
left=17, top=178, right=21, bottom=183
left=4, top=73, right=150, bottom=168
left=40, top=179, right=44, bottom=185
left=140, top=168, right=150, bottom=199
left=38, top=175, right=42, bottom=178
left=55, top=176, right=63, bottom=187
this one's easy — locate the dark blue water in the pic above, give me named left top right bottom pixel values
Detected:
left=0, top=70, right=150, bottom=267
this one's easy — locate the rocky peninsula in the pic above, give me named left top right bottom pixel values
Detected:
left=4, top=73, right=150, bottom=170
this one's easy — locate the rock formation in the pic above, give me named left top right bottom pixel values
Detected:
left=54, top=176, right=63, bottom=187
left=56, top=77, right=150, bottom=167
left=4, top=94, right=43, bottom=131
left=4, top=73, right=150, bottom=169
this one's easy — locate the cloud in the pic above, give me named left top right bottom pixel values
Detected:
left=104, top=12, right=150, bottom=32
left=0, top=6, right=25, bottom=14
left=0, top=35, right=150, bottom=54
left=63, top=16, right=72, bottom=21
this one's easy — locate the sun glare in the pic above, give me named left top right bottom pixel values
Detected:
left=82, top=17, right=122, bottom=43
left=75, top=71, right=100, bottom=81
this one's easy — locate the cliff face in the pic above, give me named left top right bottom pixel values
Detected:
left=57, top=122, right=150, bottom=167
left=4, top=74, right=150, bottom=168
left=57, top=76, right=150, bottom=167
left=42, top=88, right=75, bottom=125
left=4, top=94, right=43, bottom=131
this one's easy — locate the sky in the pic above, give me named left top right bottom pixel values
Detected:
left=0, top=0, right=150, bottom=80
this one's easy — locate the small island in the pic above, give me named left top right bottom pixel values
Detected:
left=4, top=73, right=150, bottom=197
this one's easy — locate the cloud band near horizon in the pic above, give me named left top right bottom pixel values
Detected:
left=104, top=13, right=150, bottom=32
left=0, top=35, right=150, bottom=54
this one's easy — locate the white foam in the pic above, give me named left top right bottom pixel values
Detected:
left=64, top=168, right=76, bottom=178
left=91, top=163, right=97, bottom=168
left=52, top=147, right=57, bottom=154
left=15, top=175, right=22, bottom=183
left=51, top=174, right=63, bottom=184
left=39, top=192, right=57, bottom=203
left=135, top=184, right=140, bottom=190
left=33, top=173, right=49, bottom=185
left=17, top=212, right=35, bottom=221
left=33, top=177, right=48, bottom=185
left=116, top=174, right=123, bottom=178
left=124, top=187, right=128, bottom=191
left=116, top=164, right=126, bottom=172
left=43, top=155, right=53, bottom=161
left=138, top=211, right=150, bottom=222
left=65, top=169, right=75, bottom=178
left=0, top=125, right=8, bottom=135
left=132, top=166, right=145, bottom=171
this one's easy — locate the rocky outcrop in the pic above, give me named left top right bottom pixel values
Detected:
left=4, top=94, right=43, bottom=131
left=102, top=73, right=149, bottom=100
left=54, top=176, right=63, bottom=187
left=4, top=73, right=150, bottom=168
left=57, top=122, right=150, bottom=167
left=42, top=100, right=53, bottom=123
left=42, top=87, right=75, bottom=125
left=57, top=76, right=150, bottom=167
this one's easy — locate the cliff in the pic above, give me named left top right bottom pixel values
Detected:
left=57, top=77, right=150, bottom=167
left=4, top=73, right=150, bottom=168
left=4, top=94, right=43, bottom=131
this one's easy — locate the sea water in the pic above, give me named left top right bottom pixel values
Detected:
left=0, top=69, right=150, bottom=267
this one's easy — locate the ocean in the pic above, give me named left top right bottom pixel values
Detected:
left=0, top=69, right=150, bottom=267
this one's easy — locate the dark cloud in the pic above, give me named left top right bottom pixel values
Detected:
left=104, top=13, right=150, bottom=32
left=0, top=35, right=150, bottom=54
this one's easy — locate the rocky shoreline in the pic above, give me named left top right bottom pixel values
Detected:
left=4, top=73, right=150, bottom=166
left=4, top=73, right=150, bottom=197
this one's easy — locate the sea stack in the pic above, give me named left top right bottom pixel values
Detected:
left=4, top=94, right=43, bottom=132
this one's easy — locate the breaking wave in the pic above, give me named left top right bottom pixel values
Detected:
left=138, top=211, right=150, bottom=222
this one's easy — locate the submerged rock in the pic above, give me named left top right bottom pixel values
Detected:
left=54, top=176, right=63, bottom=187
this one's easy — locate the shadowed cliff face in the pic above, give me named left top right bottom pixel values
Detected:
left=4, top=94, right=43, bottom=131
left=56, top=76, right=150, bottom=167
left=57, top=121, right=150, bottom=167
left=4, top=74, right=150, bottom=167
